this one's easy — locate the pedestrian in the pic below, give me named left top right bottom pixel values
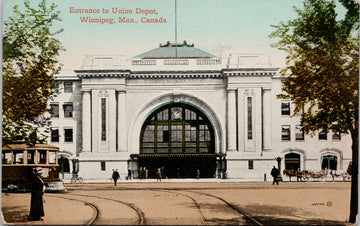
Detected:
left=28, top=168, right=45, bottom=221
left=128, top=169, right=132, bottom=180
left=271, top=166, right=280, bottom=185
left=112, top=169, right=120, bottom=186
left=139, top=167, right=143, bottom=179
left=156, top=168, right=162, bottom=182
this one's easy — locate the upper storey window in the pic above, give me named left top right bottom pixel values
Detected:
left=64, top=81, right=73, bottom=93
left=50, top=103, right=59, bottom=117
left=281, top=102, right=290, bottom=116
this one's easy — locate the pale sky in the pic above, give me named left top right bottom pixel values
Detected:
left=3, top=0, right=347, bottom=70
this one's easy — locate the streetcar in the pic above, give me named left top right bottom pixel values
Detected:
left=2, top=144, right=65, bottom=192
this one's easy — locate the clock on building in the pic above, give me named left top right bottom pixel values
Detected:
left=172, top=108, right=182, bottom=120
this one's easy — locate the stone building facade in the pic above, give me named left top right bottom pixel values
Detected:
left=49, top=42, right=352, bottom=181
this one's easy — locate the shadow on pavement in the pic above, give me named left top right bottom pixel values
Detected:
left=2, top=206, right=29, bottom=223
left=244, top=204, right=349, bottom=225
left=254, top=216, right=349, bottom=225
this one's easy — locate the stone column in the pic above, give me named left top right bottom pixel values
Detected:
left=227, top=89, right=237, bottom=152
left=117, top=90, right=127, bottom=152
left=263, top=89, right=272, bottom=151
left=82, top=91, right=91, bottom=152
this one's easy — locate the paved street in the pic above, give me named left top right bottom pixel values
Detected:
left=2, top=181, right=353, bottom=225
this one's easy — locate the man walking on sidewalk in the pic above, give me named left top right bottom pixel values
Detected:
left=271, top=166, right=280, bottom=185
left=112, top=169, right=120, bottom=186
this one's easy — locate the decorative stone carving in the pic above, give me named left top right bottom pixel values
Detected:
left=98, top=90, right=109, bottom=98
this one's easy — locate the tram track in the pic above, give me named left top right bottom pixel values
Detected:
left=59, top=193, right=146, bottom=225
left=49, top=195, right=100, bottom=225
left=189, top=190, right=263, bottom=226
left=150, top=189, right=208, bottom=225
left=50, top=186, right=261, bottom=225
left=155, top=188, right=263, bottom=226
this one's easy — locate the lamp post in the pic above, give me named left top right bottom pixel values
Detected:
left=275, top=157, right=283, bottom=181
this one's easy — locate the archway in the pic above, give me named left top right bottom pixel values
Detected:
left=137, top=102, right=219, bottom=178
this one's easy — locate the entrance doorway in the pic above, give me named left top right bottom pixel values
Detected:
left=137, top=102, right=219, bottom=178
left=138, top=155, right=217, bottom=178
left=284, top=153, right=301, bottom=170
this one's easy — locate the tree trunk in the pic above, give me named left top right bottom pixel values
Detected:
left=349, top=131, right=358, bottom=223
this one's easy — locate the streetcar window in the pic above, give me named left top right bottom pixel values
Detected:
left=27, top=150, right=35, bottom=164
left=38, top=150, right=47, bottom=164
left=2, top=151, right=12, bottom=164
left=49, top=151, right=56, bottom=164
left=13, top=151, right=24, bottom=164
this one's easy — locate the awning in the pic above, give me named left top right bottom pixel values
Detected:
left=130, top=153, right=226, bottom=159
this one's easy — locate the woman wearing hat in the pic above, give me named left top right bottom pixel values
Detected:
left=28, top=168, right=45, bottom=221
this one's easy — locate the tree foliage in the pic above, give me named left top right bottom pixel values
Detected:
left=271, top=0, right=358, bottom=223
left=2, top=0, right=63, bottom=146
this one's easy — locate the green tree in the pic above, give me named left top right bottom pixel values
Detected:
left=3, top=0, right=63, bottom=146
left=271, top=0, right=358, bottom=223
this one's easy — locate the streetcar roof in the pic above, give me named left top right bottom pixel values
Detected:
left=2, top=143, right=59, bottom=151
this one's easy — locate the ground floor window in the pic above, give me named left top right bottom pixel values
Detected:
left=321, top=155, right=337, bottom=171
left=59, top=156, right=70, bottom=173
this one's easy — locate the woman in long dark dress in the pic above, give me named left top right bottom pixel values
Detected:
left=28, top=168, right=45, bottom=221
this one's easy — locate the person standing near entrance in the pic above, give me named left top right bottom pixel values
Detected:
left=139, top=167, right=143, bottom=179
left=156, top=168, right=162, bottom=182
left=112, top=169, right=120, bottom=186
left=29, top=168, right=45, bottom=221
left=271, top=166, right=280, bottom=185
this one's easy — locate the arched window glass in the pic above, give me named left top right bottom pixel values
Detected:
left=59, top=156, right=70, bottom=173
left=321, top=155, right=337, bottom=170
left=285, top=153, right=301, bottom=170
left=140, top=103, right=215, bottom=154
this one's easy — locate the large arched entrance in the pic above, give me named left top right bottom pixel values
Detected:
left=135, top=102, right=221, bottom=178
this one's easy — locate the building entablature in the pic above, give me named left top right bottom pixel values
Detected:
left=222, top=68, right=279, bottom=77
left=75, top=69, right=130, bottom=78
left=128, top=71, right=223, bottom=79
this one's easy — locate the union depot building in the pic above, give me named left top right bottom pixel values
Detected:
left=49, top=41, right=352, bottom=181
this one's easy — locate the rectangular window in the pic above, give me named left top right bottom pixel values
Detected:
left=51, top=128, right=59, bottom=142
left=13, top=150, right=24, bottom=164
left=185, top=124, right=197, bottom=153
left=247, top=97, right=253, bottom=140
left=64, top=81, right=73, bottom=93
left=281, top=102, right=290, bottom=115
left=50, top=103, right=59, bottom=117
left=142, top=125, right=155, bottom=153
left=171, top=124, right=183, bottom=153
left=281, top=125, right=291, bottom=141
left=248, top=160, right=254, bottom=170
left=27, top=150, right=35, bottom=164
left=63, top=103, right=73, bottom=117
left=101, top=161, right=106, bottom=171
left=101, top=98, right=106, bottom=141
left=38, top=150, right=47, bottom=164
left=319, top=130, right=327, bottom=140
left=295, top=125, right=304, bottom=141
left=2, top=151, right=12, bottom=164
left=49, top=151, right=56, bottom=164
left=157, top=125, right=169, bottom=153
left=64, top=128, right=73, bottom=142
left=332, top=132, right=341, bottom=140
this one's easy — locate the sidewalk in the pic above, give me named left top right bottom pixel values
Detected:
left=2, top=192, right=95, bottom=225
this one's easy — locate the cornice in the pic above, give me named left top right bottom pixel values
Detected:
left=222, top=68, right=279, bottom=76
left=75, top=69, right=131, bottom=78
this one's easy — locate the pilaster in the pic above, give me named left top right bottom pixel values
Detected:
left=227, top=88, right=237, bottom=152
